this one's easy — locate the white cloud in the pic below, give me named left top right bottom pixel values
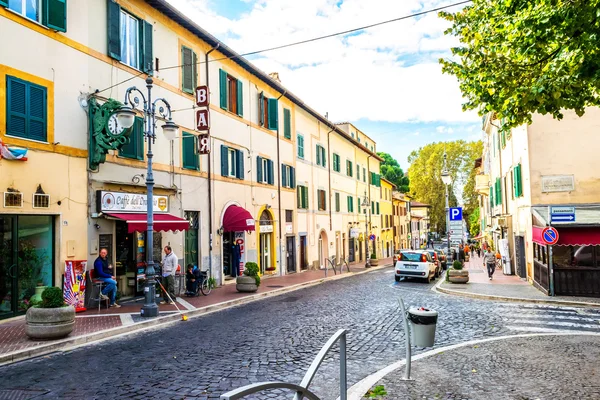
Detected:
left=167, top=0, right=478, bottom=124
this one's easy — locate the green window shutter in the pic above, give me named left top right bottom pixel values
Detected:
left=192, top=51, right=197, bottom=89
left=141, top=20, right=153, bottom=74
left=512, top=169, right=517, bottom=199
left=489, top=186, right=493, bottom=208
left=356, top=165, right=360, bottom=179
left=0, top=0, right=8, bottom=6
left=335, top=192, right=340, bottom=212
left=107, top=0, right=121, bottom=60
left=268, top=98, right=278, bottom=130
left=220, top=145, right=228, bottom=176
left=283, top=108, right=291, bottom=139
left=256, top=156, right=263, bottom=182
left=501, top=130, right=506, bottom=148
left=267, top=159, right=274, bottom=185
left=290, top=167, right=295, bottom=189
left=363, top=168, right=366, bottom=182
left=371, top=201, right=374, bottom=215
left=377, top=202, right=380, bottom=214
left=297, top=134, right=304, bottom=158
left=236, top=79, right=243, bottom=117
left=236, top=149, right=244, bottom=179
left=6, top=77, right=27, bottom=139
left=280, top=163, right=286, bottom=187
left=119, top=117, right=143, bottom=160
left=44, top=0, right=67, bottom=32
left=347, top=196, right=351, bottom=212
left=316, top=145, right=321, bottom=166
left=182, top=132, right=198, bottom=170
left=516, top=164, right=523, bottom=197
left=182, top=47, right=193, bottom=93
left=297, top=187, right=301, bottom=208
left=219, top=69, right=228, bottom=110
left=303, top=186, right=309, bottom=209
left=258, top=92, right=264, bottom=126
left=358, top=198, right=361, bottom=213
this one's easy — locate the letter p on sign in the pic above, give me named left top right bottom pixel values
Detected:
left=449, top=207, right=462, bottom=221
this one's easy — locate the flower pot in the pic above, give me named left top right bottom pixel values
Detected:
left=26, top=306, right=75, bottom=340
left=236, top=275, right=258, bottom=293
left=370, top=259, right=379, bottom=266
left=30, top=285, right=47, bottom=304
left=448, top=269, right=469, bottom=284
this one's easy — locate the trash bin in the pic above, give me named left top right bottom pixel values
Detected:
left=407, top=307, right=438, bottom=347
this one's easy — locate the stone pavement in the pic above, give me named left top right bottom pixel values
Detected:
left=0, top=257, right=392, bottom=363
left=438, top=254, right=600, bottom=306
left=370, top=334, right=600, bottom=400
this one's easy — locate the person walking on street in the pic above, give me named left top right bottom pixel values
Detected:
left=93, top=248, right=120, bottom=308
left=160, top=245, right=178, bottom=305
left=477, top=246, right=481, bottom=258
left=458, top=244, right=466, bottom=263
left=483, top=247, right=496, bottom=280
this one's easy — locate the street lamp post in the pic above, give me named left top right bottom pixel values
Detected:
left=441, top=153, right=453, bottom=266
left=361, top=191, right=370, bottom=268
left=116, top=76, right=178, bottom=318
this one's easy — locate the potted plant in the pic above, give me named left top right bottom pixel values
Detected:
left=448, top=260, right=469, bottom=283
left=369, top=252, right=379, bottom=266
left=25, top=286, right=75, bottom=340
left=236, top=262, right=260, bottom=293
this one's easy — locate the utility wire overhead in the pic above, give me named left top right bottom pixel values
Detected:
left=96, top=0, right=472, bottom=94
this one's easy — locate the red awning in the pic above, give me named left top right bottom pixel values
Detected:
left=533, top=225, right=600, bottom=246
left=105, top=213, right=190, bottom=233
left=223, top=206, right=255, bottom=232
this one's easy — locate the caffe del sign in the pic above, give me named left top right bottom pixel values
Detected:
left=97, top=191, right=169, bottom=213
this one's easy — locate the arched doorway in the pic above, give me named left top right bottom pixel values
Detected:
left=318, top=230, right=328, bottom=269
left=258, top=209, right=275, bottom=274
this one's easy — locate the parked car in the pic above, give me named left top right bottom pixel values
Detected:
left=425, top=250, right=442, bottom=277
left=394, top=250, right=437, bottom=283
left=434, top=248, right=448, bottom=270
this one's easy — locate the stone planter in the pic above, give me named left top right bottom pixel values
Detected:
left=448, top=269, right=469, bottom=283
left=26, top=306, right=75, bottom=340
left=236, top=275, right=258, bottom=293
left=370, top=259, right=379, bottom=266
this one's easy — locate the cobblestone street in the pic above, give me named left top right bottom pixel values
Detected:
left=0, top=268, right=599, bottom=399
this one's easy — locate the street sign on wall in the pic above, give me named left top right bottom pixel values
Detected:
left=550, top=206, right=575, bottom=223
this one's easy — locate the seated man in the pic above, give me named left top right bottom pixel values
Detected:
left=185, top=264, right=200, bottom=296
left=93, top=248, right=120, bottom=308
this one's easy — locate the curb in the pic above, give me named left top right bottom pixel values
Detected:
left=433, top=271, right=600, bottom=309
left=0, top=264, right=392, bottom=366
left=344, top=331, right=600, bottom=400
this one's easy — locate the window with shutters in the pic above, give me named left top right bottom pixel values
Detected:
left=258, top=92, right=277, bottom=129
left=335, top=192, right=340, bottom=212
left=347, top=196, right=354, bottom=213
left=182, top=132, right=199, bottom=170
left=297, top=134, right=304, bottom=159
left=356, top=164, right=360, bottom=180
left=297, top=185, right=308, bottom=210
left=371, top=201, right=374, bottom=215
left=256, top=156, right=274, bottom=185
left=181, top=46, right=197, bottom=94
left=283, top=108, right=291, bottom=139
left=315, top=144, right=326, bottom=167
left=260, top=158, right=269, bottom=183
left=120, top=11, right=140, bottom=69
left=363, top=167, right=366, bottom=182
left=514, top=163, right=523, bottom=198
left=4, top=0, right=67, bottom=31
left=332, top=154, right=340, bottom=172
left=281, top=164, right=295, bottom=189
left=119, top=116, right=144, bottom=160
left=107, top=1, right=153, bottom=73
left=220, top=70, right=242, bottom=116
left=6, top=76, right=47, bottom=142
left=317, top=190, right=326, bottom=211
left=220, top=145, right=244, bottom=180
left=346, top=160, right=353, bottom=177
left=376, top=202, right=380, bottom=215
left=228, top=149, right=237, bottom=178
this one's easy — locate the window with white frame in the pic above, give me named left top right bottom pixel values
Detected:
left=120, top=10, right=140, bottom=70
left=260, top=158, right=269, bottom=183
left=228, top=148, right=237, bottom=178
left=8, top=0, right=41, bottom=23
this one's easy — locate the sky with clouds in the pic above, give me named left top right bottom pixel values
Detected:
left=166, top=0, right=483, bottom=170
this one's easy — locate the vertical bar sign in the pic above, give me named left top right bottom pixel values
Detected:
left=195, top=85, right=210, bottom=154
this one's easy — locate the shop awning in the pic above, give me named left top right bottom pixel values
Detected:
left=533, top=225, right=600, bottom=246
left=105, top=213, right=190, bottom=233
left=223, top=206, right=256, bottom=232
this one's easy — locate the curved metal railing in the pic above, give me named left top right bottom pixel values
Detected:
left=220, top=329, right=348, bottom=400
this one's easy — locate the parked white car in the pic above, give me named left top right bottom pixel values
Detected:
left=395, top=250, right=437, bottom=283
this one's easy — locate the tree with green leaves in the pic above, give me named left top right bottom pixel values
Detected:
left=439, top=0, right=600, bottom=130
left=407, top=140, right=482, bottom=234
left=469, top=207, right=481, bottom=236
left=377, top=152, right=410, bottom=192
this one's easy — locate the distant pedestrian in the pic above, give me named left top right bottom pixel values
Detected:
left=483, top=247, right=496, bottom=280
left=458, top=244, right=466, bottom=263
left=477, top=247, right=481, bottom=258
left=160, top=245, right=178, bottom=305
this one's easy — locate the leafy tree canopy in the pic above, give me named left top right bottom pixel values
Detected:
left=377, top=152, right=410, bottom=193
left=440, top=0, right=600, bottom=130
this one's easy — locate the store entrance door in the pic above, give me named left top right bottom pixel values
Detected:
left=0, top=215, right=54, bottom=320
left=286, top=236, right=296, bottom=273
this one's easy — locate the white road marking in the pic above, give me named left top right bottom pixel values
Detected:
left=176, top=297, right=196, bottom=310
left=384, top=270, right=395, bottom=274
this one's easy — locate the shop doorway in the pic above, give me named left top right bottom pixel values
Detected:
left=0, top=215, right=54, bottom=320
left=358, top=238, right=363, bottom=261
left=222, top=231, right=234, bottom=278
left=300, top=235, right=307, bottom=270
left=286, top=236, right=296, bottom=273
left=259, top=210, right=274, bottom=274
left=184, top=211, right=199, bottom=268
left=318, top=231, right=328, bottom=269
left=348, top=238, right=355, bottom=262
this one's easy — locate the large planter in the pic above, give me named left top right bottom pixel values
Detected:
left=370, top=259, right=379, bottom=266
left=236, top=275, right=258, bottom=293
left=26, top=306, right=75, bottom=340
left=448, top=269, right=469, bottom=284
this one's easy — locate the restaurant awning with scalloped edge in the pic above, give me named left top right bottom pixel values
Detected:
left=223, top=205, right=256, bottom=232
left=533, top=225, right=600, bottom=246
left=105, top=213, right=190, bottom=233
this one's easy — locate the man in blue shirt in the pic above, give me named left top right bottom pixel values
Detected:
left=93, top=248, right=120, bottom=308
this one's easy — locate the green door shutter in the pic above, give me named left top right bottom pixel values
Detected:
left=281, top=164, right=287, bottom=187
left=44, top=0, right=67, bottom=32
left=267, top=98, right=278, bottom=130
left=182, top=133, right=198, bottom=170
left=141, top=20, right=153, bottom=74
left=219, top=69, right=228, bottom=109
left=220, top=145, right=228, bottom=176
left=256, top=156, right=263, bottom=182
left=236, top=149, right=244, bottom=179
left=107, top=0, right=121, bottom=60
left=283, top=108, right=291, bottom=139
left=236, top=79, right=243, bottom=117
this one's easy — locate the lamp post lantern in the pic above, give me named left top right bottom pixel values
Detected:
left=361, top=191, right=370, bottom=268
left=441, top=153, right=453, bottom=265
left=116, top=76, right=178, bottom=318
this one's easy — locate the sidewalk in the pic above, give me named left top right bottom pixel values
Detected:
left=363, top=333, right=600, bottom=400
left=437, top=254, right=600, bottom=307
left=0, top=257, right=393, bottom=365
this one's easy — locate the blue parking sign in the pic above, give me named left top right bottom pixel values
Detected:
left=449, top=207, right=463, bottom=221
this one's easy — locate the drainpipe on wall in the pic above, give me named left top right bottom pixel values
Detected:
left=367, top=154, right=373, bottom=252
left=326, top=125, right=336, bottom=231
left=276, top=90, right=286, bottom=276
left=205, top=43, right=219, bottom=280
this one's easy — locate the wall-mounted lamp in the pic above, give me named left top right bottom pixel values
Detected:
left=94, top=223, right=101, bottom=230
left=132, top=174, right=145, bottom=184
